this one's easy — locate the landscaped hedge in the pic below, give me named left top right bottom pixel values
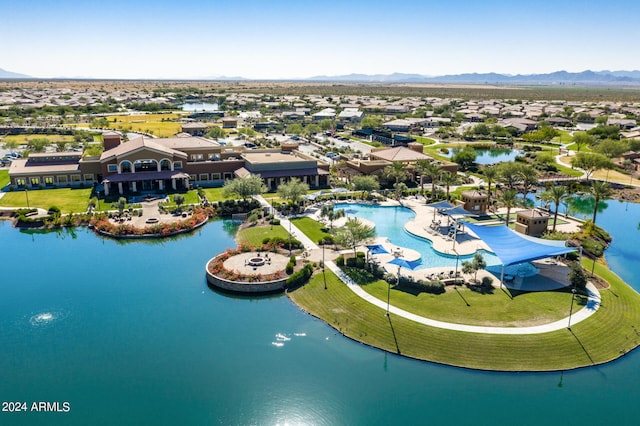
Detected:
left=215, top=199, right=262, bottom=217
left=285, top=264, right=313, bottom=289
left=90, top=206, right=215, bottom=236
left=262, top=236, right=303, bottom=250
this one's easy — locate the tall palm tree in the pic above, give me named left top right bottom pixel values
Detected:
left=424, top=161, right=442, bottom=201
left=519, top=165, right=539, bottom=207
left=497, top=162, right=522, bottom=190
left=590, top=180, right=612, bottom=225
left=540, top=184, right=568, bottom=232
left=414, top=159, right=432, bottom=196
left=483, top=165, right=498, bottom=206
left=382, top=162, right=408, bottom=199
left=499, top=189, right=518, bottom=227
left=440, top=171, right=458, bottom=201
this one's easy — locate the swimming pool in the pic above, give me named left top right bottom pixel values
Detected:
left=334, top=203, right=502, bottom=270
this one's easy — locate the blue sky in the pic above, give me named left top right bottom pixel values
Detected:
left=2, top=0, right=639, bottom=79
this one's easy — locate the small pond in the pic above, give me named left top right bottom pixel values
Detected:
left=181, top=102, right=219, bottom=112
left=440, top=147, right=522, bottom=165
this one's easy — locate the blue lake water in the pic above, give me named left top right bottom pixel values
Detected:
left=441, top=147, right=522, bottom=164
left=181, top=102, right=219, bottom=112
left=2, top=202, right=640, bottom=425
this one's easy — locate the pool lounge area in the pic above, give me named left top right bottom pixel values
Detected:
left=331, top=200, right=575, bottom=291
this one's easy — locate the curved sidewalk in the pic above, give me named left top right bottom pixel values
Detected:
left=262, top=195, right=603, bottom=335
left=327, top=259, right=601, bottom=334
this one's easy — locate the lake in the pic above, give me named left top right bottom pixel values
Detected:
left=181, top=102, right=219, bottom=112
left=442, top=147, right=522, bottom=164
left=1, top=202, right=640, bottom=425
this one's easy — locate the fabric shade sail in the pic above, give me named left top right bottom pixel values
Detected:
left=462, top=222, right=577, bottom=266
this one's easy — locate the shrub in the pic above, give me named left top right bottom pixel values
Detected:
left=335, top=255, right=344, bottom=266
left=289, top=255, right=296, bottom=266
left=248, top=212, right=259, bottom=223
left=581, top=239, right=604, bottom=257
left=285, top=262, right=294, bottom=275
left=481, top=276, right=494, bottom=287
left=47, top=206, right=61, bottom=214
left=285, top=264, right=313, bottom=289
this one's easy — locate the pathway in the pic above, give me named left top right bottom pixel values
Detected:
left=255, top=195, right=603, bottom=335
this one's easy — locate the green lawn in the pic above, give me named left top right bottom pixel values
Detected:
left=201, top=187, right=237, bottom=202
left=412, top=136, right=436, bottom=146
left=288, top=267, right=640, bottom=371
left=0, top=170, right=9, bottom=188
left=1, top=134, right=76, bottom=145
left=359, top=277, right=579, bottom=326
left=0, top=188, right=92, bottom=213
left=237, top=225, right=290, bottom=246
left=291, top=216, right=331, bottom=244
left=552, top=130, right=572, bottom=145
left=565, top=143, right=593, bottom=153
left=554, top=162, right=585, bottom=177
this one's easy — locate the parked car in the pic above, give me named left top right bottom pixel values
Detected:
left=325, top=152, right=339, bottom=158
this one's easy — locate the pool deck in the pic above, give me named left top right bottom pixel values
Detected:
left=301, top=196, right=584, bottom=287
left=263, top=195, right=601, bottom=333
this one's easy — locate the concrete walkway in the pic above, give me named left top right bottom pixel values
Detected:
left=256, top=195, right=602, bottom=335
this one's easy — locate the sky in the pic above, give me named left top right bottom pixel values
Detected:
left=2, top=0, right=640, bottom=79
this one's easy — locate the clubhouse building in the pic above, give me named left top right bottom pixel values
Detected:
left=8, top=132, right=330, bottom=195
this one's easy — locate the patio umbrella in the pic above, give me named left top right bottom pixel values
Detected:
left=384, top=256, right=420, bottom=316
left=387, top=257, right=421, bottom=271
left=366, top=244, right=389, bottom=255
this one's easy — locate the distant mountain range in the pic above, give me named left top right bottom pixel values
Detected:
left=0, top=67, right=31, bottom=79
left=2, top=66, right=640, bottom=85
left=306, top=70, right=640, bottom=85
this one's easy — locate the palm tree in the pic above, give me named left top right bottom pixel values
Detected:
left=497, top=162, right=522, bottom=190
left=424, top=161, right=442, bottom=201
left=413, top=159, right=431, bottom=196
left=499, top=189, right=518, bottom=227
left=540, top=185, right=568, bottom=232
left=483, top=165, right=498, bottom=206
left=589, top=180, right=612, bottom=225
left=382, top=162, right=408, bottom=199
left=439, top=171, right=457, bottom=201
left=519, top=165, right=539, bottom=207
left=320, top=204, right=345, bottom=230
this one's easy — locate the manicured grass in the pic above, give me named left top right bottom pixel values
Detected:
left=237, top=225, right=290, bottom=246
left=1, top=134, right=76, bottom=144
left=554, top=157, right=585, bottom=177
left=0, top=188, right=92, bottom=213
left=288, top=268, right=640, bottom=371
left=552, top=130, right=572, bottom=145
left=74, top=113, right=185, bottom=137
left=291, top=216, right=331, bottom=244
left=181, top=191, right=201, bottom=204
left=412, top=136, right=436, bottom=146
left=0, top=170, right=9, bottom=188
left=201, top=187, right=237, bottom=202
left=565, top=143, right=592, bottom=153
left=359, top=277, right=579, bottom=326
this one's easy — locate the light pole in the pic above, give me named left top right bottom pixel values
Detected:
left=321, top=238, right=328, bottom=290
left=567, top=287, right=577, bottom=330
left=387, top=250, right=402, bottom=316
left=288, top=216, right=292, bottom=256
left=453, top=249, right=460, bottom=288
